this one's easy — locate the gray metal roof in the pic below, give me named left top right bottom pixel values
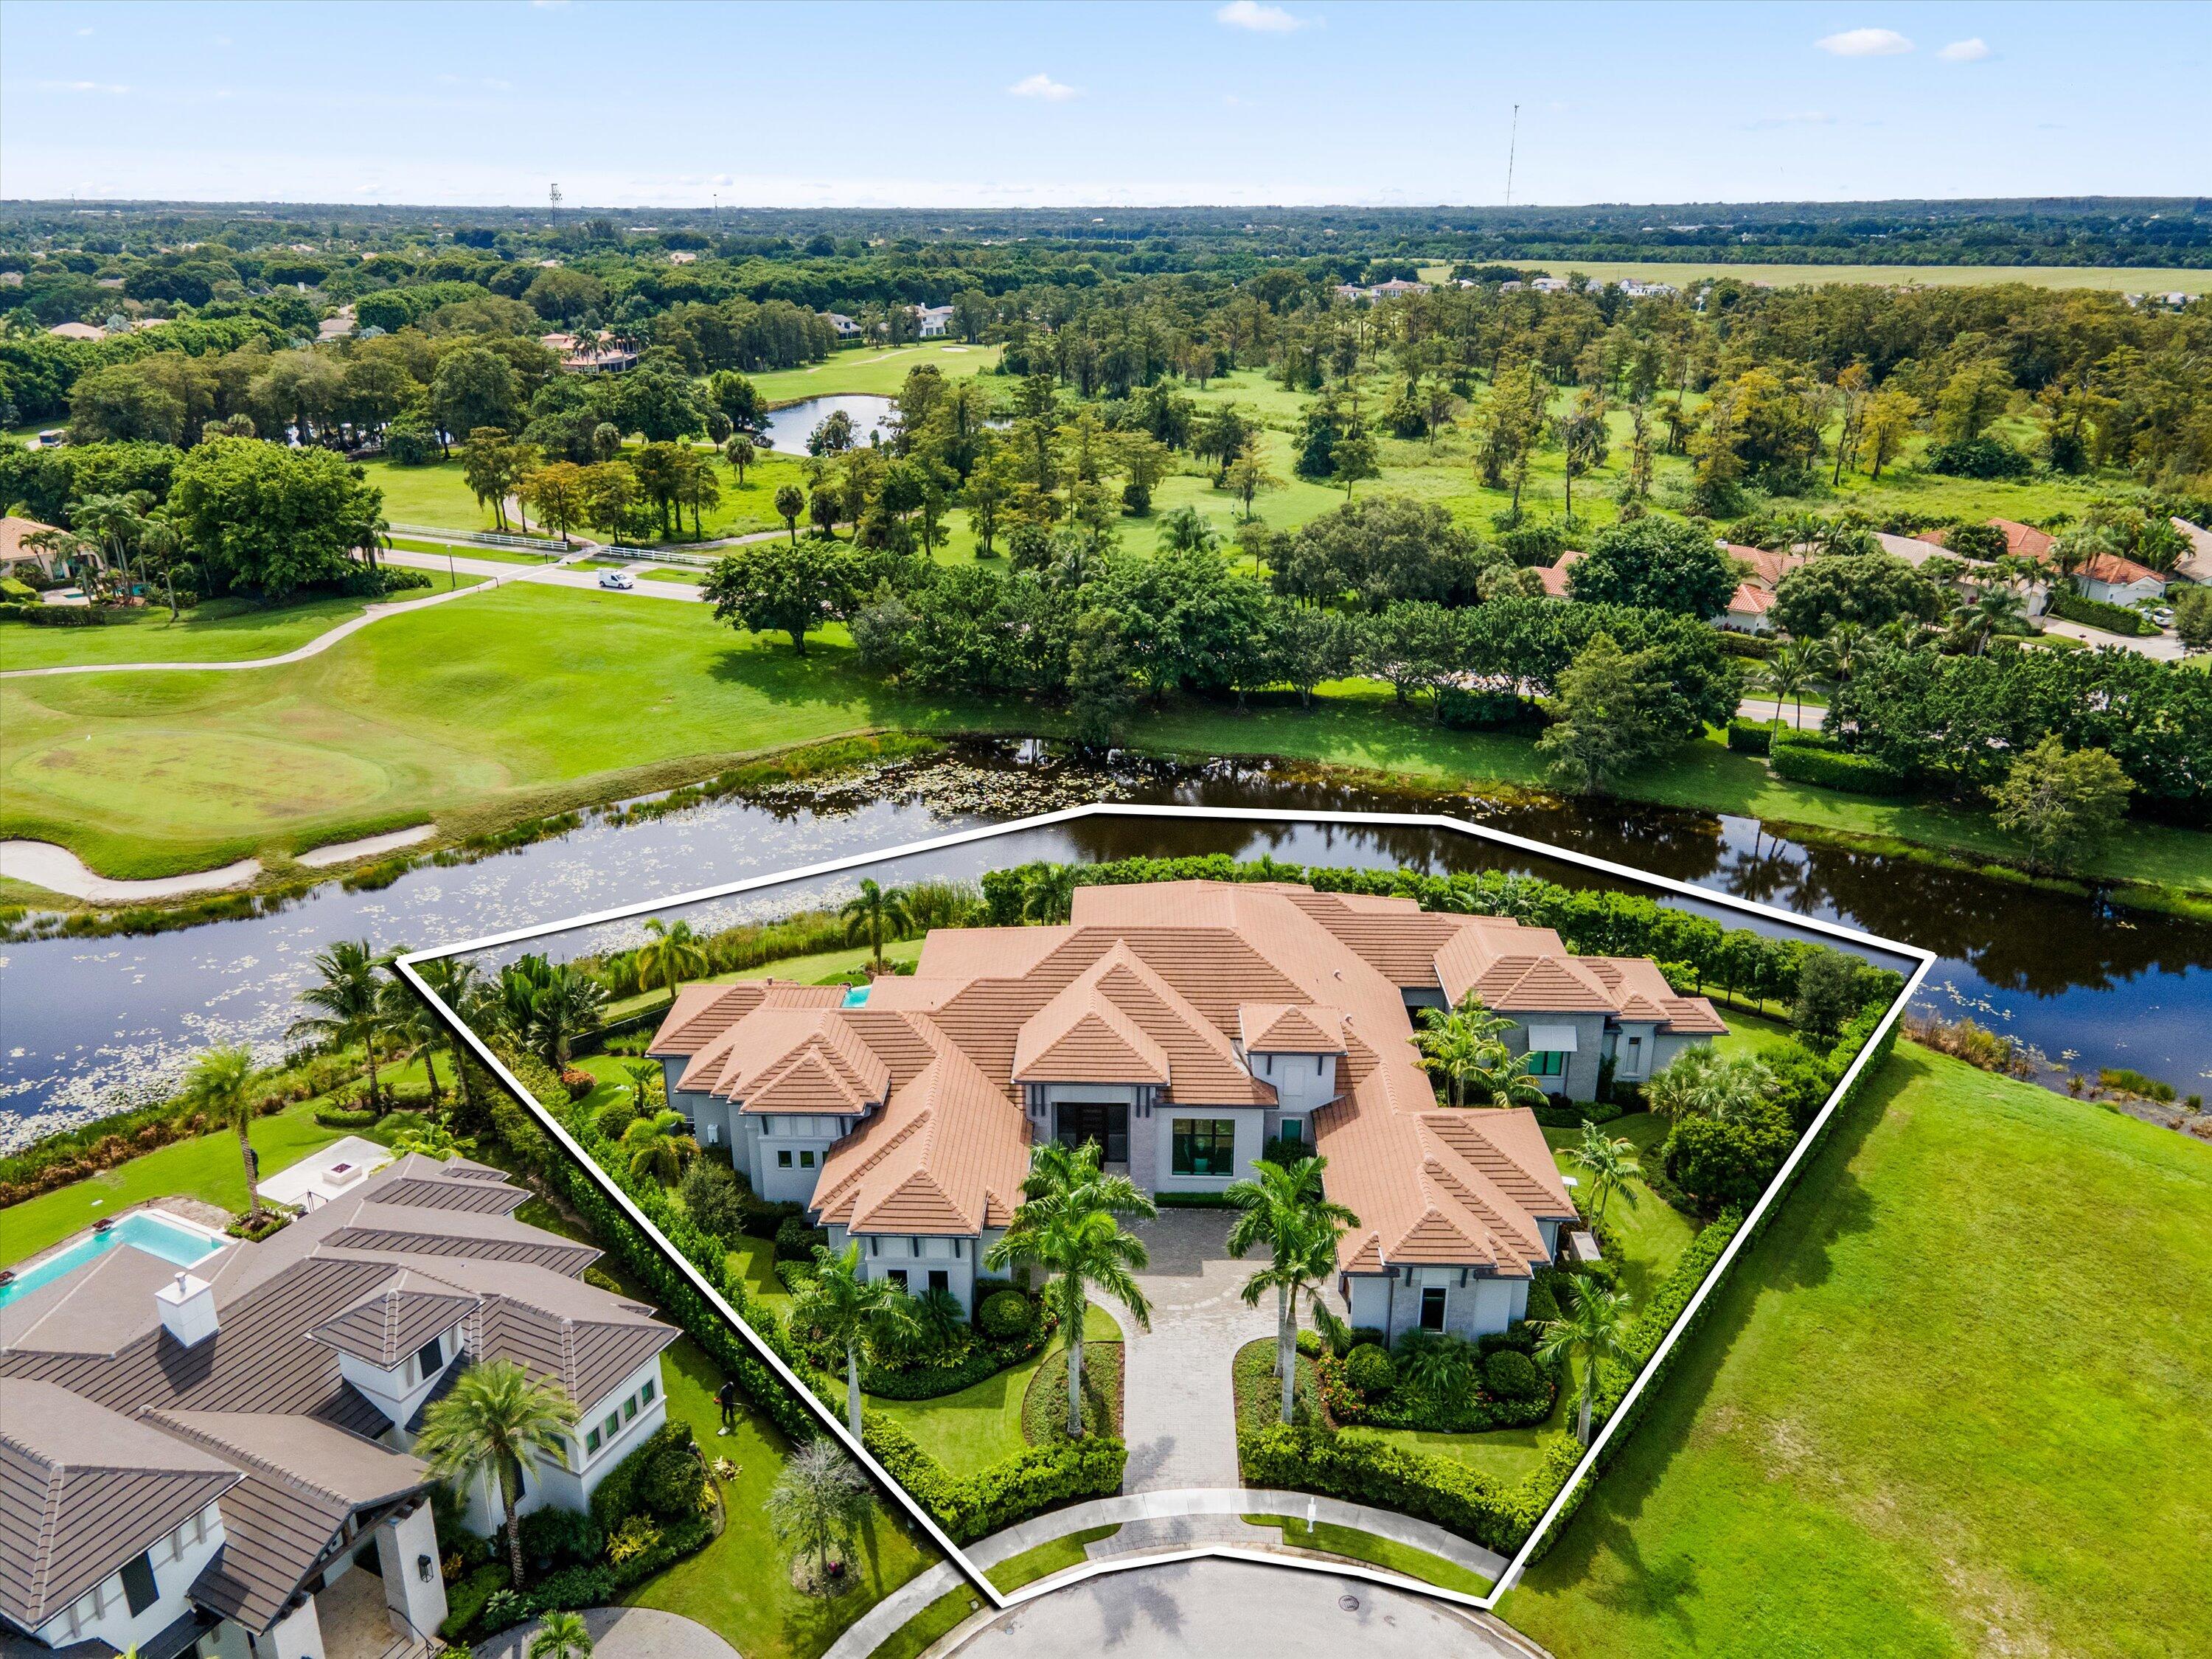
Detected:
left=307, top=1273, right=479, bottom=1369
left=0, top=1383, right=239, bottom=1631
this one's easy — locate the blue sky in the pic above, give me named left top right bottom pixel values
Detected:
left=1, top=1, right=2204, bottom=207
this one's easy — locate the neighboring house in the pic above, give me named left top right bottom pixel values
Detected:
left=1872, top=531, right=1954, bottom=569
left=2172, top=518, right=2212, bottom=585
left=652, top=880, right=1723, bottom=1340
left=315, top=307, right=355, bottom=344
left=1987, top=518, right=2055, bottom=564
left=1717, top=542, right=1806, bottom=635
left=824, top=313, right=863, bottom=340
left=1533, top=547, right=1584, bottom=599
left=1616, top=280, right=1678, bottom=299
left=914, top=305, right=956, bottom=338
left=0, top=1156, right=677, bottom=1659
left=1333, top=280, right=1430, bottom=302
left=538, top=333, right=637, bottom=375
left=1, top=515, right=72, bottom=580
left=2073, top=551, right=2168, bottom=608
left=45, top=321, right=105, bottom=341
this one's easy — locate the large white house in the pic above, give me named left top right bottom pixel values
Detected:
left=0, top=1157, right=675, bottom=1659
left=653, top=880, right=1724, bottom=1344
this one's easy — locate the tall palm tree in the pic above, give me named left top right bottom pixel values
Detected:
left=1952, top=584, right=2026, bottom=655
left=1565, top=1121, right=1643, bottom=1227
left=1225, top=1156, right=1359, bottom=1425
left=838, top=880, right=913, bottom=974
left=183, top=1046, right=262, bottom=1224
left=794, top=1244, right=921, bottom=1436
left=414, top=1359, right=578, bottom=1590
left=1536, top=1276, right=1638, bottom=1444
left=984, top=1140, right=1155, bottom=1438
left=1019, top=864, right=1077, bottom=925
left=134, top=512, right=188, bottom=620
left=1764, top=639, right=1823, bottom=730
left=1823, top=619, right=1868, bottom=684
left=289, top=939, right=389, bottom=1109
left=527, top=1610, right=593, bottom=1659
left=767, top=1440, right=871, bottom=1596
left=70, top=490, right=152, bottom=589
left=635, top=918, right=709, bottom=1006
left=417, top=957, right=486, bottom=1116
left=376, top=973, right=446, bottom=1105
left=1416, top=995, right=1535, bottom=1107
left=498, top=956, right=608, bottom=1067
left=619, top=1109, right=698, bottom=1185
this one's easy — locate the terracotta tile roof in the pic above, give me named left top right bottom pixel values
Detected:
left=1727, top=580, right=1777, bottom=616
left=1535, top=548, right=1583, bottom=598
left=647, top=980, right=780, bottom=1058
left=1239, top=1002, right=1346, bottom=1053
left=2076, top=550, right=2165, bottom=588
left=1012, top=950, right=1172, bottom=1084
left=1989, top=518, right=2054, bottom=560
left=1725, top=543, right=1805, bottom=589
left=675, top=1001, right=887, bottom=1110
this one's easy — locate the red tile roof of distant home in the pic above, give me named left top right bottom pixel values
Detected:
left=2075, top=551, right=2165, bottom=588
left=1988, top=518, right=2055, bottom=560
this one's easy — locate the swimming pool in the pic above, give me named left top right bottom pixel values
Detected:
left=841, top=984, right=871, bottom=1008
left=0, top=1210, right=227, bottom=1307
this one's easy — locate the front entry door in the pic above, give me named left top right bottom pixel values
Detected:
left=1056, top=1101, right=1129, bottom=1164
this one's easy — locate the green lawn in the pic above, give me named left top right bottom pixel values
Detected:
left=0, top=592, right=380, bottom=670
left=984, top=1525, right=1121, bottom=1593
left=603, top=938, right=925, bottom=1020
left=863, top=1584, right=981, bottom=1659
left=1242, top=1514, right=1495, bottom=1596
left=749, top=344, right=1004, bottom=405
left=1498, top=1043, right=2212, bottom=1659
left=1544, top=1110, right=1700, bottom=1307
left=1346, top=1421, right=1558, bottom=1484
left=866, top=1305, right=1121, bottom=1477
left=386, top=533, right=558, bottom=566
left=0, top=1102, right=363, bottom=1266
left=627, top=1334, right=939, bottom=1659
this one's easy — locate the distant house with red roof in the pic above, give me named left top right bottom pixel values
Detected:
left=1534, top=548, right=1583, bottom=598
left=1716, top=543, right=1806, bottom=635
left=2074, top=551, right=2168, bottom=608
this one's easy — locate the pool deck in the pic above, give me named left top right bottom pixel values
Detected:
left=0, top=1196, right=234, bottom=1291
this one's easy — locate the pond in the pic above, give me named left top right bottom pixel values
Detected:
left=2, top=742, right=2207, bottom=1147
left=755, top=394, right=897, bottom=455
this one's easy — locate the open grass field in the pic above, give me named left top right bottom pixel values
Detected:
left=749, top=342, right=1004, bottom=405
left=6, top=579, right=2207, bottom=894
left=1242, top=1514, right=1495, bottom=1596
left=0, top=591, right=379, bottom=669
left=628, top=1332, right=939, bottom=1659
left=1498, top=1043, right=2212, bottom=1659
left=1415, top=260, right=2212, bottom=294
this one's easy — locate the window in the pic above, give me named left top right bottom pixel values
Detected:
left=1528, top=1048, right=1567, bottom=1077
left=119, top=1553, right=159, bottom=1618
left=624, top=1394, right=637, bottom=1421
left=777, top=1150, right=793, bottom=1167
left=414, top=1335, right=443, bottom=1379
left=1625, top=1037, right=1643, bottom=1074
left=799, top=1150, right=816, bottom=1169
left=1419, top=1287, right=1447, bottom=1332
left=585, top=1426, right=602, bottom=1454
left=886, top=1268, right=908, bottom=1288
left=928, top=1269, right=950, bottom=1294
left=1171, top=1119, right=1237, bottom=1178
left=640, top=1378, right=655, bottom=1405
left=1276, top=1116, right=1304, bottom=1148
left=605, top=1412, right=620, bottom=1441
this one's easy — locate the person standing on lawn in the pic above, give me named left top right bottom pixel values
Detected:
left=717, top=1377, right=739, bottom=1435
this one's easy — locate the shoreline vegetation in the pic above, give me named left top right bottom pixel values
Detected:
left=4, top=708, right=2205, bottom=944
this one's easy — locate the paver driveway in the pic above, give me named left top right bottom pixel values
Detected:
left=1116, top=1207, right=1280, bottom=1492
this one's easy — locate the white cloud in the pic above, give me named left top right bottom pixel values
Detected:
left=1938, top=37, right=1992, bottom=62
left=40, top=80, right=130, bottom=94
left=1008, top=72, right=1077, bottom=102
left=1816, top=27, right=1913, bottom=56
left=1217, top=1, right=1307, bottom=32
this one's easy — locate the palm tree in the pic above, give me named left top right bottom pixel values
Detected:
left=1394, top=1329, right=1478, bottom=1397
left=1225, top=1156, right=1358, bottom=1425
left=984, top=1140, right=1155, bottom=1438
left=838, top=879, right=913, bottom=974
left=634, top=918, right=709, bottom=1006
left=71, top=490, right=152, bottom=589
left=1565, top=1121, right=1643, bottom=1227
left=417, top=957, right=487, bottom=1116
left=414, top=1359, right=579, bottom=1590
left=1952, top=584, right=2026, bottom=655
left=134, top=512, right=187, bottom=620
left=619, top=1109, right=698, bottom=1186
left=767, top=1439, right=871, bottom=1596
left=376, top=973, right=446, bottom=1105
left=1461, top=1046, right=1550, bottom=1110
left=1764, top=638, right=1823, bottom=730
left=527, top=1610, right=593, bottom=1659
left=497, top=957, right=608, bottom=1067
left=289, top=939, right=389, bottom=1109
left=1414, top=995, right=1518, bottom=1107
left=1536, top=1276, right=1638, bottom=1444
left=183, top=1046, right=262, bottom=1224
left=622, top=1060, right=662, bottom=1113
left=794, top=1244, right=921, bottom=1436
left=387, top=1119, right=469, bottom=1161
left=1019, top=863, right=1077, bottom=924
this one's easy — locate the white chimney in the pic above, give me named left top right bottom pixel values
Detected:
left=157, top=1272, right=219, bottom=1347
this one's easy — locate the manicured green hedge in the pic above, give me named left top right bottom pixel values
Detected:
left=2045, top=590, right=2153, bottom=637
left=313, top=1105, right=382, bottom=1130
left=1769, top=736, right=1912, bottom=796
left=0, top=602, right=116, bottom=626
left=1239, top=1423, right=1581, bottom=1554
left=862, top=1417, right=1126, bottom=1543
left=1726, top=719, right=1777, bottom=756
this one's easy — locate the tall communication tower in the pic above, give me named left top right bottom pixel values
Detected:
left=549, top=182, right=563, bottom=227
left=1505, top=105, right=1520, bottom=207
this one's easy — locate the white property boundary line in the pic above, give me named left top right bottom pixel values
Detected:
left=394, top=804, right=1935, bottom=1630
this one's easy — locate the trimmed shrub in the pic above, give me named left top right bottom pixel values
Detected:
left=1534, top=1097, right=1621, bottom=1129
left=313, top=1105, right=381, bottom=1130
left=518, top=1505, right=603, bottom=1571
left=1295, top=1328, right=1324, bottom=1358
left=677, top=1158, right=748, bottom=1243
left=1726, top=719, right=1777, bottom=755
left=2045, top=590, right=2153, bottom=637
left=1485, top=1348, right=1544, bottom=1401
left=558, top=1066, right=596, bottom=1101
left=862, top=1417, right=1126, bottom=1544
left=774, top=1212, right=827, bottom=1261
left=437, top=1564, right=508, bottom=1641
left=594, top=1099, right=641, bottom=1142
left=530, top=1563, right=617, bottom=1612
left=636, top=1439, right=708, bottom=1520
left=1769, top=738, right=1912, bottom=796
left=1239, top=1423, right=1564, bottom=1554
left=1344, top=1343, right=1395, bottom=1397
left=979, top=1287, right=1033, bottom=1340
left=588, top=1422, right=700, bottom=1532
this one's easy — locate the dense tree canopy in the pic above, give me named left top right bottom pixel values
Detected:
left=167, top=436, right=386, bottom=598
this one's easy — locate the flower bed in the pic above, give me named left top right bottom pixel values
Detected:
left=1020, top=1339, right=1122, bottom=1445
